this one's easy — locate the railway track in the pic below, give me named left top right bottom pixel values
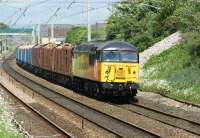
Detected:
left=118, top=101, right=200, bottom=136
left=3, top=58, right=160, bottom=138
left=0, top=60, right=72, bottom=138
left=4, top=57, right=200, bottom=138
left=0, top=84, right=69, bottom=138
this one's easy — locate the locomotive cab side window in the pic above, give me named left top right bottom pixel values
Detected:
left=96, top=51, right=101, bottom=61
left=89, top=47, right=97, bottom=65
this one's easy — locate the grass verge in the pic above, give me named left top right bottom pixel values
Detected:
left=0, top=101, right=21, bottom=138
left=140, top=33, right=200, bottom=105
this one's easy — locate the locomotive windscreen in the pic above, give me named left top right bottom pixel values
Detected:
left=102, top=50, right=138, bottom=63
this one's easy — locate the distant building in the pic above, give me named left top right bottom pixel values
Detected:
left=39, top=22, right=107, bottom=44
left=40, top=24, right=73, bottom=44
left=93, top=22, right=107, bottom=29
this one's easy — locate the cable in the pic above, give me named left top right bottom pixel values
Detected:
left=67, top=0, right=76, bottom=9
left=46, top=7, right=61, bottom=24
left=46, top=0, right=76, bottom=24
left=0, top=1, right=123, bottom=4
left=74, top=1, right=122, bottom=4
left=58, top=6, right=107, bottom=20
left=4, top=8, right=22, bottom=24
left=0, top=0, right=117, bottom=25
left=30, top=0, right=55, bottom=7
left=11, top=5, right=30, bottom=27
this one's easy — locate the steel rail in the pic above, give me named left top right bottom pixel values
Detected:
left=0, top=84, right=72, bottom=138
left=154, top=93, right=200, bottom=108
left=2, top=60, right=80, bottom=138
left=119, top=101, right=200, bottom=136
left=0, top=63, right=72, bottom=138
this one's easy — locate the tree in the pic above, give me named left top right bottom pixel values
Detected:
left=65, top=26, right=87, bottom=45
left=65, top=25, right=106, bottom=45
left=106, top=0, right=200, bottom=52
left=0, top=23, right=9, bottom=29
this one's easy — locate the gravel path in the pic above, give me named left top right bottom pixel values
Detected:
left=139, top=32, right=182, bottom=68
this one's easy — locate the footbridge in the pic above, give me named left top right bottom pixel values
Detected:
left=0, top=28, right=33, bottom=36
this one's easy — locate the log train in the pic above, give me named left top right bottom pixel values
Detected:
left=16, top=41, right=139, bottom=100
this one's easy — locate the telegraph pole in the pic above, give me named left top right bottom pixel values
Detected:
left=32, top=25, right=36, bottom=45
left=0, top=38, right=2, bottom=54
left=87, top=0, right=91, bottom=42
left=37, top=24, right=41, bottom=45
left=51, top=24, right=54, bottom=42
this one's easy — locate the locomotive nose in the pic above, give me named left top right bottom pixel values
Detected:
left=100, top=63, right=139, bottom=83
left=116, top=66, right=125, bottom=79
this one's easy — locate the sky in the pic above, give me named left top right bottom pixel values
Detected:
left=0, top=0, right=121, bottom=27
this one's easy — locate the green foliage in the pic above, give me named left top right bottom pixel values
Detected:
left=65, top=26, right=87, bottom=45
left=65, top=25, right=106, bottom=45
left=106, top=0, right=200, bottom=52
left=141, top=33, right=200, bottom=104
left=92, top=26, right=106, bottom=41
left=185, top=33, right=200, bottom=66
left=0, top=106, right=21, bottom=138
left=0, top=23, right=9, bottom=29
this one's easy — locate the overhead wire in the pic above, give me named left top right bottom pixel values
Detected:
left=11, top=5, right=30, bottom=27
left=1, top=0, right=122, bottom=26
left=46, top=0, right=77, bottom=24
left=46, top=7, right=61, bottom=24
left=4, top=8, right=22, bottom=24
left=4, top=0, right=55, bottom=26
left=67, top=0, right=76, bottom=9
left=54, top=0, right=113, bottom=22
left=0, top=1, right=121, bottom=4
left=57, top=6, right=108, bottom=20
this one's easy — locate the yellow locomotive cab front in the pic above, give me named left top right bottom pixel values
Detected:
left=96, top=50, right=139, bottom=85
left=98, top=62, right=139, bottom=84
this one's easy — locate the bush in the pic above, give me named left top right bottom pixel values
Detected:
left=106, top=0, right=200, bottom=52
left=65, top=26, right=87, bottom=45
left=0, top=23, right=9, bottom=29
left=185, top=33, right=200, bottom=66
left=65, top=26, right=106, bottom=46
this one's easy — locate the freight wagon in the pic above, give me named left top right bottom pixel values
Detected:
left=16, top=45, right=34, bottom=69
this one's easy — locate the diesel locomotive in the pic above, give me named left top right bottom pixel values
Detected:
left=16, top=41, right=139, bottom=99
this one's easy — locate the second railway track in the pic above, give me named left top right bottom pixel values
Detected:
left=119, top=101, right=200, bottom=136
